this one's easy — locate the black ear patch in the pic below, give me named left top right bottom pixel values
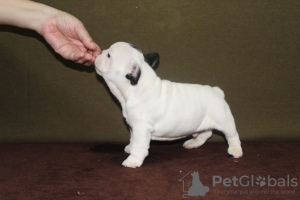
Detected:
left=125, top=67, right=141, bottom=85
left=144, top=53, right=160, bottom=70
left=129, top=44, right=142, bottom=53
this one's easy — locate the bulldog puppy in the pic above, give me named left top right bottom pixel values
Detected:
left=95, top=42, right=243, bottom=168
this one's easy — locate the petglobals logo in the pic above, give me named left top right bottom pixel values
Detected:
left=212, top=175, right=298, bottom=187
left=212, top=175, right=298, bottom=196
left=179, top=171, right=210, bottom=198
left=179, top=172, right=298, bottom=198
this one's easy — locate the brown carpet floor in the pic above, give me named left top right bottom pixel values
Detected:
left=0, top=141, right=299, bottom=200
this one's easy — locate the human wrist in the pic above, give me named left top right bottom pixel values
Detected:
left=31, top=7, right=60, bottom=35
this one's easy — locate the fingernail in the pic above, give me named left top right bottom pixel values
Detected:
left=90, top=41, right=96, bottom=48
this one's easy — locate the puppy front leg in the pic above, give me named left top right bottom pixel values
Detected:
left=122, top=123, right=151, bottom=168
left=124, top=130, right=133, bottom=154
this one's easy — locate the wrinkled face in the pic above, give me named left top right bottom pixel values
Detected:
left=95, top=42, right=160, bottom=88
left=95, top=42, right=144, bottom=86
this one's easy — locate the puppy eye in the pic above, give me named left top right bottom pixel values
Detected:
left=107, top=53, right=111, bottom=58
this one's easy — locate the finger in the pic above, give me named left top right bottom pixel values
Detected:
left=58, top=50, right=83, bottom=62
left=84, top=56, right=96, bottom=66
left=84, top=61, right=93, bottom=66
left=76, top=52, right=93, bottom=64
left=71, top=51, right=85, bottom=62
left=76, top=22, right=100, bottom=51
left=92, top=48, right=101, bottom=58
left=76, top=57, right=87, bottom=64
left=93, top=43, right=101, bottom=53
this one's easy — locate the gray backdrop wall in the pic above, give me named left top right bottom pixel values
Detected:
left=0, top=0, right=299, bottom=142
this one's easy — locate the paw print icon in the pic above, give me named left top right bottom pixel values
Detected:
left=256, top=176, right=266, bottom=187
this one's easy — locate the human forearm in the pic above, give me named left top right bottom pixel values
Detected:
left=0, top=0, right=101, bottom=65
left=0, top=0, right=59, bottom=34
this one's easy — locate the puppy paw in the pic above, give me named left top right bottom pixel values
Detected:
left=183, top=138, right=205, bottom=149
left=228, top=144, right=243, bottom=158
left=183, top=139, right=197, bottom=149
left=122, top=156, right=143, bottom=168
left=124, top=144, right=131, bottom=154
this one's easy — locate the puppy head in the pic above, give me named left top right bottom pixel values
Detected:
left=95, top=42, right=159, bottom=87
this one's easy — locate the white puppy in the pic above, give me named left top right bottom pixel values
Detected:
left=95, top=42, right=243, bottom=168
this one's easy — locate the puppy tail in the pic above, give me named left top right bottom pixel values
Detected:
left=213, top=86, right=225, bottom=98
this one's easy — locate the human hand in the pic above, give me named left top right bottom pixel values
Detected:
left=40, top=11, right=101, bottom=66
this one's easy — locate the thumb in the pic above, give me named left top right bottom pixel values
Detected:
left=76, top=22, right=98, bottom=51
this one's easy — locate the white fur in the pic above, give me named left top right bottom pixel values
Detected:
left=95, top=42, right=243, bottom=168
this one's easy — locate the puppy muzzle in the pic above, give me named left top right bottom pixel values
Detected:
left=95, top=53, right=104, bottom=76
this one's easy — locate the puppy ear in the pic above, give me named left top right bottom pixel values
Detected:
left=144, top=53, right=160, bottom=70
left=125, top=65, right=141, bottom=85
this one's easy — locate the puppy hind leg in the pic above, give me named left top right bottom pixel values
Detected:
left=213, top=111, right=243, bottom=158
left=183, top=130, right=212, bottom=149
left=226, top=132, right=243, bottom=158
